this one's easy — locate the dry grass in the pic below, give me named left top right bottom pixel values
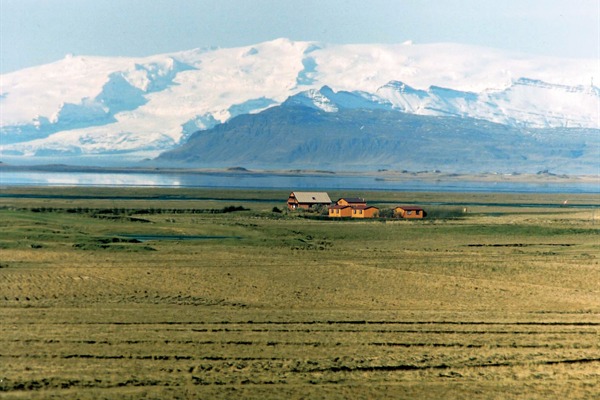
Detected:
left=0, top=188, right=598, bottom=399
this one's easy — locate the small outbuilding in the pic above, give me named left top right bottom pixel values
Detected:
left=394, top=206, right=425, bottom=219
left=287, top=191, right=332, bottom=210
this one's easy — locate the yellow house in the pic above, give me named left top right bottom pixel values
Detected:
left=328, top=204, right=353, bottom=217
left=351, top=205, right=379, bottom=219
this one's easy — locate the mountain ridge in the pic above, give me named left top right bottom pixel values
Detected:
left=156, top=102, right=598, bottom=174
left=1, top=38, right=598, bottom=167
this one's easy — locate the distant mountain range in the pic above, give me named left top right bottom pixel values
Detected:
left=156, top=100, right=598, bottom=174
left=1, top=38, right=598, bottom=173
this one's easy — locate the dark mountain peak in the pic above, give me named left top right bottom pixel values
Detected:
left=157, top=101, right=599, bottom=174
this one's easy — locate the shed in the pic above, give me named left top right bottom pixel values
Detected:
left=287, top=191, right=332, bottom=210
left=394, top=206, right=425, bottom=219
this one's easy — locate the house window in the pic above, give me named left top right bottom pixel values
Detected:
left=407, top=211, right=412, bottom=215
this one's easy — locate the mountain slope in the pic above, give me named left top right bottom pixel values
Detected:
left=157, top=103, right=599, bottom=174
left=1, top=39, right=598, bottom=163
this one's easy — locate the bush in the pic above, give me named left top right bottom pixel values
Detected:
left=424, top=207, right=465, bottom=220
left=312, top=204, right=329, bottom=216
left=221, top=205, right=249, bottom=213
left=378, top=208, right=395, bottom=218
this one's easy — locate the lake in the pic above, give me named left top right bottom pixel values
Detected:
left=1, top=170, right=598, bottom=193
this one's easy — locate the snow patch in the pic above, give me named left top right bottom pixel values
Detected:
left=1, top=39, right=598, bottom=160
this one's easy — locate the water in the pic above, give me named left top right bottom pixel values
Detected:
left=1, top=170, right=598, bottom=193
left=116, top=234, right=242, bottom=242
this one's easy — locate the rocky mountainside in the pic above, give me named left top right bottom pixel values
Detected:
left=156, top=101, right=598, bottom=174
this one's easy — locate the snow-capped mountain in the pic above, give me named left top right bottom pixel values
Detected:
left=288, top=79, right=600, bottom=129
left=1, top=38, right=598, bottom=163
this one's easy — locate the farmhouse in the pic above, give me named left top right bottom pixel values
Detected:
left=329, top=203, right=379, bottom=218
left=394, top=206, right=425, bottom=219
left=328, top=196, right=379, bottom=219
left=287, top=191, right=332, bottom=210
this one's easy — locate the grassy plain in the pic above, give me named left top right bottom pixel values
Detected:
left=0, top=187, right=599, bottom=399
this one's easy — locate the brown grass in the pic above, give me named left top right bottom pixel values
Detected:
left=0, top=188, right=598, bottom=399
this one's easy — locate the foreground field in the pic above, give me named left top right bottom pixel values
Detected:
left=0, top=188, right=599, bottom=399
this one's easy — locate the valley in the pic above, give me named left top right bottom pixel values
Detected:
left=1, top=187, right=598, bottom=399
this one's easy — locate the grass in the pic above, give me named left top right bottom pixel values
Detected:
left=0, top=187, right=598, bottom=399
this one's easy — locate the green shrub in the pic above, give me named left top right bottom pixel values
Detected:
left=221, top=205, right=249, bottom=213
left=424, top=207, right=465, bottom=220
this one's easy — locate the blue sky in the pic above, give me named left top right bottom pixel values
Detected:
left=1, top=0, right=598, bottom=73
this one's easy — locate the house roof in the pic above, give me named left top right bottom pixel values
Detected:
left=290, top=191, right=332, bottom=204
left=329, top=204, right=352, bottom=210
left=353, top=205, right=379, bottom=210
left=338, top=197, right=366, bottom=204
left=395, top=206, right=424, bottom=211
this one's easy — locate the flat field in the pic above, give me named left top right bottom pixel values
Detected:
left=0, top=187, right=599, bottom=399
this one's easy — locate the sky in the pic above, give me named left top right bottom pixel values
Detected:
left=1, top=0, right=599, bottom=74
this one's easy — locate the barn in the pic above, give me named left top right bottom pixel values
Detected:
left=394, top=206, right=426, bottom=219
left=287, top=191, right=332, bottom=210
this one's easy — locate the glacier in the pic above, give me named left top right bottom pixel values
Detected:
left=0, top=38, right=598, bottom=163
